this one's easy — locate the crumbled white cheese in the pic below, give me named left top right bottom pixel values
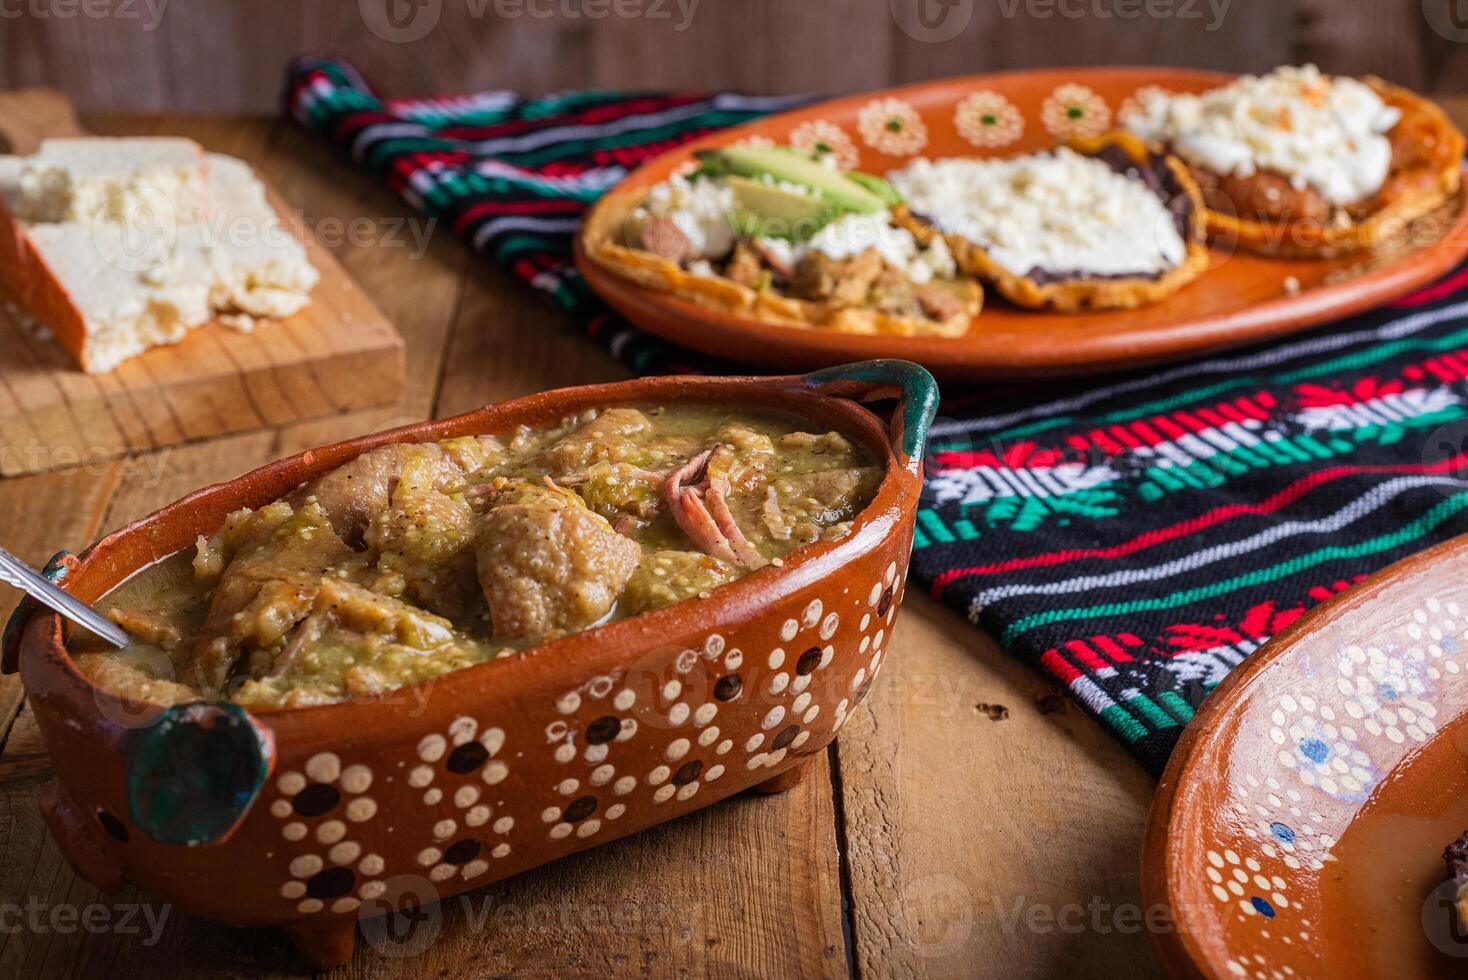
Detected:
left=1120, top=65, right=1400, bottom=205
left=753, top=235, right=798, bottom=271
left=16, top=137, right=207, bottom=223
left=888, top=148, right=1187, bottom=278
left=218, top=312, right=257, bottom=332
left=634, top=174, right=954, bottom=284
left=785, top=210, right=955, bottom=284
left=629, top=174, right=737, bottom=259
left=199, top=154, right=318, bottom=319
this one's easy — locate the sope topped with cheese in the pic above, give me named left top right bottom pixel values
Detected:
left=1120, top=65, right=1401, bottom=206
left=888, top=147, right=1189, bottom=280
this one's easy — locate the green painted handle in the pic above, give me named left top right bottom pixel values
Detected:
left=801, top=360, right=938, bottom=470
left=2, top=550, right=72, bottom=675
left=126, top=701, right=274, bottom=847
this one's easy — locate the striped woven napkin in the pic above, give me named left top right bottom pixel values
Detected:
left=285, top=56, right=1468, bottom=776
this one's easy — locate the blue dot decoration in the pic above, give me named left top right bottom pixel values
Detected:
left=1269, top=821, right=1296, bottom=844
left=1298, top=737, right=1329, bottom=764
left=1250, top=896, right=1276, bottom=918
left=1378, top=681, right=1400, bottom=702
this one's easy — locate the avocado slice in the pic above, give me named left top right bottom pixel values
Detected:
left=697, top=146, right=886, bottom=214
left=725, top=175, right=837, bottom=241
left=846, top=171, right=905, bottom=208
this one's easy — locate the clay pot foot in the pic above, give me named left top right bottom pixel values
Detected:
left=283, top=920, right=357, bottom=971
left=748, top=758, right=816, bottom=795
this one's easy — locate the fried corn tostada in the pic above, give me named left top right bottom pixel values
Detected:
left=581, top=145, right=982, bottom=337
left=887, top=132, right=1208, bottom=312
left=1121, top=65, right=1465, bottom=258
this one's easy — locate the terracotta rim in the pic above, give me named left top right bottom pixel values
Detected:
left=575, top=67, right=1468, bottom=381
left=1141, top=531, right=1468, bottom=978
left=18, top=372, right=921, bottom=742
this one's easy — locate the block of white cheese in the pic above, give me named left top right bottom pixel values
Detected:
left=16, top=137, right=208, bottom=224
left=0, top=144, right=319, bottom=374
left=21, top=223, right=216, bottom=374
left=0, top=154, right=213, bottom=373
left=200, top=153, right=319, bottom=322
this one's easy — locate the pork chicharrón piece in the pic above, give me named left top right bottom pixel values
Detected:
left=184, top=439, right=499, bottom=688
left=362, top=445, right=483, bottom=619
left=474, top=479, right=642, bottom=646
left=530, top=407, right=653, bottom=476
left=183, top=500, right=355, bottom=692
left=288, top=436, right=503, bottom=548
left=267, top=578, right=458, bottom=680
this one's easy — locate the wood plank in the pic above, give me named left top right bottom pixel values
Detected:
left=0, top=1, right=1446, bottom=113
left=0, top=90, right=406, bottom=477
left=836, top=595, right=1163, bottom=978
left=1, top=8, right=171, bottom=112
left=433, top=261, right=629, bottom=418
left=889, top=0, right=1295, bottom=83
left=1293, top=0, right=1428, bottom=90
left=585, top=0, right=892, bottom=96
left=0, top=87, right=81, bottom=153
left=329, top=764, right=846, bottom=979
left=253, top=119, right=471, bottom=422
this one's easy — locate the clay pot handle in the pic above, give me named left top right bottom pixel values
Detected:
left=798, top=359, right=938, bottom=473
left=125, top=701, right=275, bottom=847
left=2, top=549, right=76, bottom=675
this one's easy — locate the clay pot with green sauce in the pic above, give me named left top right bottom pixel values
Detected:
left=2, top=361, right=934, bottom=969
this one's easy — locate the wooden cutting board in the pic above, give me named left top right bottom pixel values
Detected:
left=0, top=89, right=405, bottom=477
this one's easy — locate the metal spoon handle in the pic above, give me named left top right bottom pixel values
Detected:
left=0, top=547, right=130, bottom=649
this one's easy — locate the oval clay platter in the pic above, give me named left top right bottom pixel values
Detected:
left=575, top=68, right=1468, bottom=381
left=1143, top=533, right=1468, bottom=979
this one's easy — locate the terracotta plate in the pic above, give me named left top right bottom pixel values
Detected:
left=575, top=68, right=1468, bottom=381
left=1144, top=534, right=1468, bottom=979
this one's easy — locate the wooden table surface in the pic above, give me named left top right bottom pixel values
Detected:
left=22, top=102, right=1467, bottom=979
